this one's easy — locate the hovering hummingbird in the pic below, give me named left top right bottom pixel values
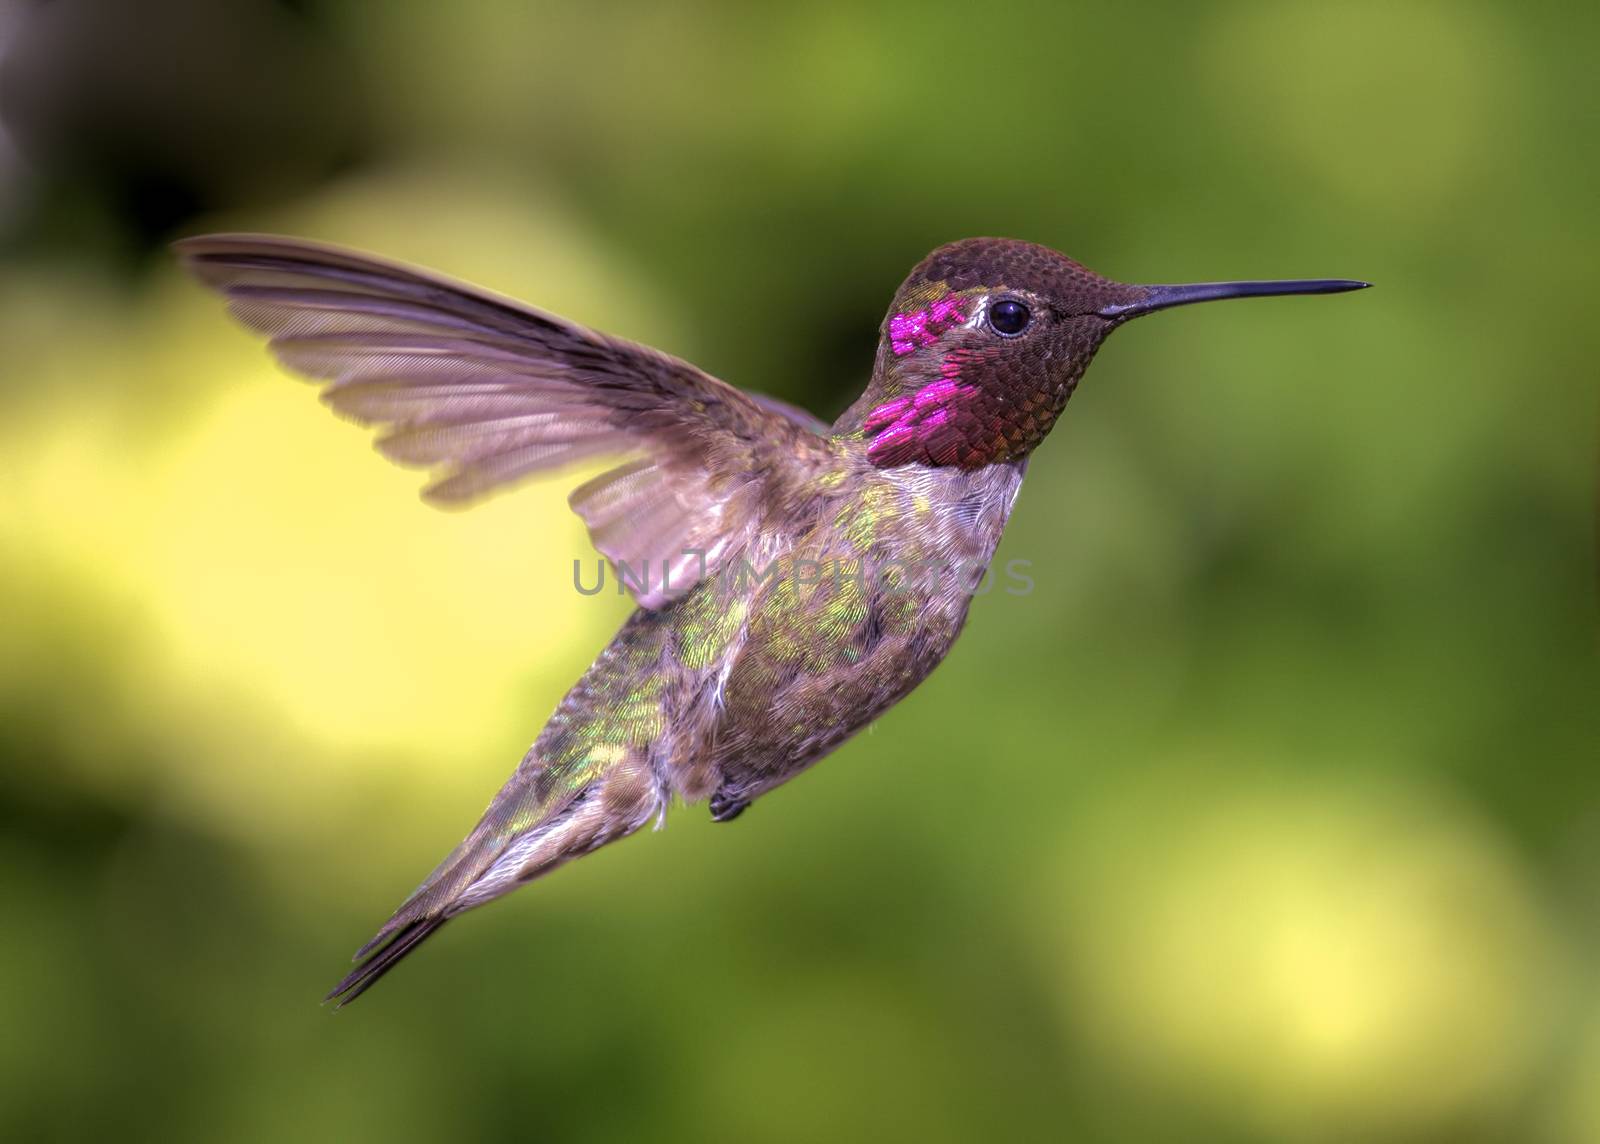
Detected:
left=177, top=234, right=1366, bottom=1004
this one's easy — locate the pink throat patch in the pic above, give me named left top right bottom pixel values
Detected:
left=888, top=296, right=969, bottom=356
left=863, top=354, right=983, bottom=467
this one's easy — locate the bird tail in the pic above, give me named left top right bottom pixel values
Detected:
left=323, top=915, right=451, bottom=1006
left=325, top=742, right=664, bottom=1007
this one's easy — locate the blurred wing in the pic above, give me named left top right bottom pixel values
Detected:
left=177, top=233, right=827, bottom=607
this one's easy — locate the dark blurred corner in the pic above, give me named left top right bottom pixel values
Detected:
left=0, top=0, right=364, bottom=265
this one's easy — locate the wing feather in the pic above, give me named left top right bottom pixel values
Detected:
left=177, top=233, right=831, bottom=606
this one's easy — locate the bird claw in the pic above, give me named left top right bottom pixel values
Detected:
left=709, top=790, right=750, bottom=822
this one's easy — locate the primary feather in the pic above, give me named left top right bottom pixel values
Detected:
left=176, top=233, right=822, bottom=607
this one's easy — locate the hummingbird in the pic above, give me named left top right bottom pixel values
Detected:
left=177, top=233, right=1366, bottom=1004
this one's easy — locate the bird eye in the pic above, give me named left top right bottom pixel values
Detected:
left=988, top=299, right=1031, bottom=336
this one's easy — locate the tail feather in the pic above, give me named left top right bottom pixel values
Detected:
left=325, top=915, right=450, bottom=1007
left=322, top=796, right=573, bottom=1009
left=351, top=834, right=481, bottom=961
left=324, top=720, right=667, bottom=1006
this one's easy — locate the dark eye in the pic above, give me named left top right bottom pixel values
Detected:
left=989, top=299, right=1031, bottom=336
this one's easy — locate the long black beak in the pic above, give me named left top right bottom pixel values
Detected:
left=1098, top=278, right=1370, bottom=320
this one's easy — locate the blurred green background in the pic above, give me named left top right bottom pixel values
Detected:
left=1, top=1, right=1596, bottom=1141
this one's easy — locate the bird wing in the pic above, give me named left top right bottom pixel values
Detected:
left=177, top=233, right=830, bottom=608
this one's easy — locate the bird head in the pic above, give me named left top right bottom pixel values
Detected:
left=847, top=237, right=1366, bottom=468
